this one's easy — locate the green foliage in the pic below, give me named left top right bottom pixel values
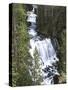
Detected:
left=16, top=65, right=33, bottom=86
left=57, top=30, right=66, bottom=83
left=37, top=6, right=66, bottom=37
left=29, top=48, right=43, bottom=85
left=12, top=4, right=33, bottom=86
left=11, top=4, right=43, bottom=86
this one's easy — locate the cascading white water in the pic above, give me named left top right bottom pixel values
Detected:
left=27, top=5, right=59, bottom=85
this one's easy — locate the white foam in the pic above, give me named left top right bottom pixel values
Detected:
left=27, top=6, right=59, bottom=84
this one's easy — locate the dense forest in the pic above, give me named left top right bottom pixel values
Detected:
left=9, top=4, right=66, bottom=86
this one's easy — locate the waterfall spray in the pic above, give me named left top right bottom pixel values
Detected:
left=27, top=5, right=59, bottom=85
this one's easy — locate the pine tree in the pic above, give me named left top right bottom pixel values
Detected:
left=29, top=48, right=43, bottom=85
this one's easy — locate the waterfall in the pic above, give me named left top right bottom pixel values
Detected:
left=27, top=5, right=59, bottom=85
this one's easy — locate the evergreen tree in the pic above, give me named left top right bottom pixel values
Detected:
left=29, top=48, right=43, bottom=85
